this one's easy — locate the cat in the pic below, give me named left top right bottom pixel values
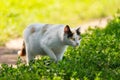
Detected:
left=18, top=23, right=81, bottom=64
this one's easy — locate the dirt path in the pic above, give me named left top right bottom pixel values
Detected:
left=0, top=47, right=18, bottom=64
left=0, top=17, right=111, bottom=66
left=0, top=38, right=23, bottom=66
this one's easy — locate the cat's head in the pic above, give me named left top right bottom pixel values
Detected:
left=63, top=25, right=81, bottom=47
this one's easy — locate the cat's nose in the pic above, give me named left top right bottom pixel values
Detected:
left=76, top=43, right=79, bottom=46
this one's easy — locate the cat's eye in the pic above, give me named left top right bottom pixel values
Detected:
left=73, top=38, right=75, bottom=41
left=78, top=37, right=81, bottom=40
left=71, top=38, right=75, bottom=41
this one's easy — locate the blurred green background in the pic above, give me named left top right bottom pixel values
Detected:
left=0, top=0, right=120, bottom=45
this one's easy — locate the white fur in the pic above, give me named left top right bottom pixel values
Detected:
left=23, top=23, right=81, bottom=64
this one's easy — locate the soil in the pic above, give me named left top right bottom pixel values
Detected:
left=0, top=17, right=111, bottom=66
left=0, top=47, right=18, bottom=64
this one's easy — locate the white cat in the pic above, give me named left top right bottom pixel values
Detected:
left=18, top=24, right=81, bottom=64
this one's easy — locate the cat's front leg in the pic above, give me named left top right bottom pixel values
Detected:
left=41, top=45, right=57, bottom=62
left=56, top=52, right=64, bottom=62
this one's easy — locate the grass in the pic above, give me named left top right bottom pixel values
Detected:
left=0, top=13, right=120, bottom=80
left=0, top=0, right=120, bottom=45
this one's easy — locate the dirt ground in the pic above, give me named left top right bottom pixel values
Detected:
left=0, top=47, right=18, bottom=64
left=0, top=17, right=111, bottom=66
left=0, top=38, right=23, bottom=65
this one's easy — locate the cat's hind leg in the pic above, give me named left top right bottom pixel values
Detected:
left=25, top=45, right=34, bottom=65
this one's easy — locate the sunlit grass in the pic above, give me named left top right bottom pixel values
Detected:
left=0, top=0, right=120, bottom=45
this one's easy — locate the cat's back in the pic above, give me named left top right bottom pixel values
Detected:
left=24, top=23, right=65, bottom=40
left=23, top=24, right=49, bottom=38
left=24, top=23, right=65, bottom=34
left=24, top=23, right=49, bottom=34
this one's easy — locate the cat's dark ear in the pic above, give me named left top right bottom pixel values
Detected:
left=76, top=27, right=81, bottom=35
left=64, top=25, right=73, bottom=37
left=64, top=25, right=71, bottom=34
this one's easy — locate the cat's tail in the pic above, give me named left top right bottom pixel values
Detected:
left=18, top=41, right=26, bottom=56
